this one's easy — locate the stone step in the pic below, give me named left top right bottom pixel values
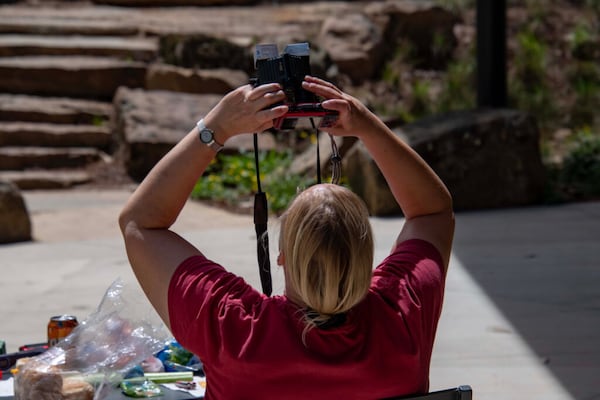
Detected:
left=0, top=94, right=112, bottom=124
left=0, top=35, right=158, bottom=61
left=0, top=56, right=146, bottom=99
left=0, top=122, right=112, bottom=149
left=0, top=169, right=92, bottom=190
left=0, top=146, right=105, bottom=170
left=91, top=0, right=255, bottom=5
left=0, top=15, right=139, bottom=36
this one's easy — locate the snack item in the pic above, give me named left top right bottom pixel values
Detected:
left=14, top=359, right=94, bottom=400
left=61, top=378, right=94, bottom=400
left=14, top=368, right=62, bottom=400
left=14, top=280, right=170, bottom=400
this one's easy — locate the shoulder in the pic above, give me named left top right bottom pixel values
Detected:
left=169, top=255, right=230, bottom=293
left=168, top=255, right=273, bottom=359
left=379, top=239, right=445, bottom=274
left=168, top=255, right=263, bottom=333
left=371, top=239, right=446, bottom=305
left=169, top=255, right=263, bottom=308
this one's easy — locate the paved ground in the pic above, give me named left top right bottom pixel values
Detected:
left=1, top=189, right=599, bottom=400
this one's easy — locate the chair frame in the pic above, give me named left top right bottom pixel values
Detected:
left=390, top=385, right=473, bottom=400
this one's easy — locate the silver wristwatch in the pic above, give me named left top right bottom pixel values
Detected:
left=197, top=118, right=224, bottom=152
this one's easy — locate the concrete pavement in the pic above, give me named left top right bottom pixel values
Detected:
left=1, top=189, right=599, bottom=400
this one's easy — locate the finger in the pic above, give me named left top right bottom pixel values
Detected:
left=304, top=76, right=342, bottom=93
left=247, top=83, right=282, bottom=101
left=320, top=99, right=350, bottom=113
left=256, top=106, right=288, bottom=132
left=305, top=75, right=343, bottom=95
left=302, top=81, right=341, bottom=100
left=255, top=90, right=286, bottom=110
left=256, top=105, right=288, bottom=123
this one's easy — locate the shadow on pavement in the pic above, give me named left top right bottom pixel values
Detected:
left=451, top=202, right=600, bottom=400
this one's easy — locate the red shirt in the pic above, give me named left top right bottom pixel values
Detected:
left=168, top=239, right=446, bottom=399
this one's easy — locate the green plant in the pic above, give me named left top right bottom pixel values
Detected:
left=514, top=30, right=546, bottom=82
left=585, top=0, right=600, bottom=13
left=381, top=40, right=413, bottom=87
left=508, top=29, right=556, bottom=130
left=430, top=30, right=455, bottom=68
left=569, top=21, right=593, bottom=51
left=569, top=20, right=598, bottom=61
left=191, top=150, right=313, bottom=213
left=436, top=53, right=476, bottom=113
left=568, top=61, right=600, bottom=128
left=191, top=154, right=255, bottom=206
left=559, top=129, right=600, bottom=198
left=91, top=115, right=106, bottom=127
left=409, top=79, right=434, bottom=119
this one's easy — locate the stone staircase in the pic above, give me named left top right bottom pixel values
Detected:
left=0, top=8, right=158, bottom=189
left=0, top=0, right=369, bottom=189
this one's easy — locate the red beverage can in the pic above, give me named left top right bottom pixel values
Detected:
left=47, top=315, right=78, bottom=346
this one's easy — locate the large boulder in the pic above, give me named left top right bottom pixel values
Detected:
left=146, top=64, right=248, bottom=94
left=344, top=109, right=547, bottom=215
left=319, top=1, right=460, bottom=83
left=158, top=34, right=253, bottom=73
left=366, top=0, right=461, bottom=70
left=113, top=87, right=276, bottom=181
left=0, top=181, right=31, bottom=244
left=319, top=13, right=385, bottom=83
left=113, top=88, right=220, bottom=181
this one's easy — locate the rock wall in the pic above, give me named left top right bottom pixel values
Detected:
left=0, top=1, right=550, bottom=213
left=344, top=109, right=547, bottom=215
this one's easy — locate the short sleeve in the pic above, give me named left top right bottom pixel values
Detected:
left=371, top=239, right=446, bottom=344
left=167, top=255, right=263, bottom=362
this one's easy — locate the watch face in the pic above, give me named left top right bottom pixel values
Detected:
left=200, top=128, right=214, bottom=143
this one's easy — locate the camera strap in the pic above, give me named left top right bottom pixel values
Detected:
left=252, top=121, right=342, bottom=296
left=253, top=133, right=273, bottom=297
left=309, top=118, right=341, bottom=185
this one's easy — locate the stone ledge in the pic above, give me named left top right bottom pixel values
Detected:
left=0, top=170, right=92, bottom=190
left=0, top=94, right=112, bottom=125
left=344, top=109, right=547, bottom=215
left=0, top=146, right=106, bottom=170
left=0, top=34, right=158, bottom=61
left=0, top=16, right=139, bottom=36
left=0, top=122, right=112, bottom=149
left=0, top=56, right=147, bottom=99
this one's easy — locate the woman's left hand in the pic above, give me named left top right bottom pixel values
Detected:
left=203, top=83, right=289, bottom=143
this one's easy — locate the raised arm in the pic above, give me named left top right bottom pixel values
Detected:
left=118, top=83, right=288, bottom=327
left=303, top=76, right=454, bottom=267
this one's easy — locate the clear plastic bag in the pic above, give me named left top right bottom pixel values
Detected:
left=15, top=279, right=171, bottom=400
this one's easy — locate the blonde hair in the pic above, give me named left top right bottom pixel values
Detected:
left=279, top=184, right=373, bottom=340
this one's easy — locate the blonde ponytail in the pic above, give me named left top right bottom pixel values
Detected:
left=280, top=184, right=373, bottom=342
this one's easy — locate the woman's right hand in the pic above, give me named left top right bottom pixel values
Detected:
left=302, top=76, right=384, bottom=138
left=203, top=83, right=289, bottom=143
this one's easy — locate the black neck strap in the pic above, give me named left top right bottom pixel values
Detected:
left=253, top=121, right=341, bottom=296
left=253, top=133, right=272, bottom=297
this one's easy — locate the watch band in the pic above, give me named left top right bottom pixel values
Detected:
left=197, top=119, right=224, bottom=152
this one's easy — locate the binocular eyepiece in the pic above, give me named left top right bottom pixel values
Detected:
left=253, top=42, right=338, bottom=130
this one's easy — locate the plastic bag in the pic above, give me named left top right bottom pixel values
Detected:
left=14, top=278, right=171, bottom=400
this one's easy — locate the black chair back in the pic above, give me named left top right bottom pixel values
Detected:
left=388, top=385, right=473, bottom=400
